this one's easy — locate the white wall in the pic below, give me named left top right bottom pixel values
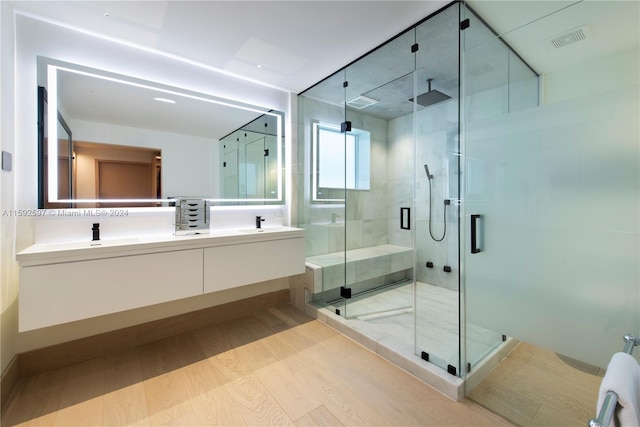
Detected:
left=3, top=11, right=292, bottom=357
left=0, top=0, right=18, bottom=376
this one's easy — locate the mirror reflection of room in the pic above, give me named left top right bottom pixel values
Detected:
left=37, top=61, right=284, bottom=207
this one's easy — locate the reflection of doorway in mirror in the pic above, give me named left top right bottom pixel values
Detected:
left=155, top=156, right=162, bottom=199
left=73, top=141, right=161, bottom=208
left=97, top=161, right=153, bottom=207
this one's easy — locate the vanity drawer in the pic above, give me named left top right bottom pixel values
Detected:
left=203, top=237, right=305, bottom=293
left=19, top=249, right=203, bottom=331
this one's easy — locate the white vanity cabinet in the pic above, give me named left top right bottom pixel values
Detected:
left=17, top=227, right=305, bottom=332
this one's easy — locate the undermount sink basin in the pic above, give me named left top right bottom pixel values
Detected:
left=86, top=237, right=140, bottom=247
left=30, top=237, right=141, bottom=252
left=237, top=227, right=288, bottom=234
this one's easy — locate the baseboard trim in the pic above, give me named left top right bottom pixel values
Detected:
left=18, top=289, right=289, bottom=377
left=1, top=355, right=19, bottom=413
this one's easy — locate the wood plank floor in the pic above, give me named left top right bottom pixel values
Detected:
left=2, top=304, right=513, bottom=426
left=468, top=342, right=602, bottom=427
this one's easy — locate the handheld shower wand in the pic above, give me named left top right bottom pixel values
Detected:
left=424, top=163, right=447, bottom=242
left=424, top=164, right=433, bottom=181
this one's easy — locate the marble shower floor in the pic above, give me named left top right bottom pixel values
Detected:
left=325, top=282, right=504, bottom=373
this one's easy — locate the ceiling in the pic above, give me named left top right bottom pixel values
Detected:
left=18, top=1, right=639, bottom=137
left=14, top=0, right=453, bottom=93
left=14, top=1, right=639, bottom=95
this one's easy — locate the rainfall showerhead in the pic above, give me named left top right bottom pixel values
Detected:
left=424, top=164, right=433, bottom=180
left=410, top=78, right=451, bottom=107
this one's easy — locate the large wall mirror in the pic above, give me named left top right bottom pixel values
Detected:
left=37, top=59, right=284, bottom=208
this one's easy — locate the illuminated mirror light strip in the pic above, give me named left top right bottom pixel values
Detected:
left=47, top=65, right=59, bottom=203
left=153, top=97, right=176, bottom=104
left=277, top=115, right=283, bottom=201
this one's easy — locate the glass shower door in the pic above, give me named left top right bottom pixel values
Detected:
left=458, top=3, right=515, bottom=374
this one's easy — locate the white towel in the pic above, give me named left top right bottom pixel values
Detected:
left=597, top=352, right=640, bottom=427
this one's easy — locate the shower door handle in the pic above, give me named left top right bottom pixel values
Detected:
left=471, top=214, right=481, bottom=254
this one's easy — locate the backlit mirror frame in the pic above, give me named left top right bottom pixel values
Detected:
left=44, top=62, right=284, bottom=206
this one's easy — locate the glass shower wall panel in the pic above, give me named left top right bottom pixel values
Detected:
left=463, top=0, right=640, bottom=373
left=507, top=53, right=538, bottom=113
left=413, top=2, right=462, bottom=374
left=342, top=30, right=416, bottom=318
left=298, top=70, right=348, bottom=312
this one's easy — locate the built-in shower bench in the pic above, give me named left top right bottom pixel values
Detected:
left=305, top=244, right=413, bottom=294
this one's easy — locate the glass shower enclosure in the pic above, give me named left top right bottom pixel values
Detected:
left=298, top=3, right=468, bottom=375
left=297, top=0, right=547, bottom=379
left=297, top=0, right=640, bottom=410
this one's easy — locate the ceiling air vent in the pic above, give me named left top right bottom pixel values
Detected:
left=546, top=25, right=589, bottom=49
left=346, top=95, right=378, bottom=109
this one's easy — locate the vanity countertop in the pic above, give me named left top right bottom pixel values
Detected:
left=17, top=226, right=304, bottom=266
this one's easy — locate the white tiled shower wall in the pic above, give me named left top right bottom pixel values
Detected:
left=300, top=93, right=460, bottom=291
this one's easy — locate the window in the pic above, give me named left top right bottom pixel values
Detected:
left=312, top=122, right=370, bottom=200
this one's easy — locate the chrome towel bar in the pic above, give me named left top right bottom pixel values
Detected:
left=589, top=334, right=640, bottom=427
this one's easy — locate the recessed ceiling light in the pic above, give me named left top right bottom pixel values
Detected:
left=154, top=97, right=176, bottom=104
left=104, top=12, right=110, bottom=18
left=257, top=64, right=262, bottom=69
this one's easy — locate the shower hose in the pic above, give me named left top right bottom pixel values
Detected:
left=428, top=177, right=447, bottom=242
